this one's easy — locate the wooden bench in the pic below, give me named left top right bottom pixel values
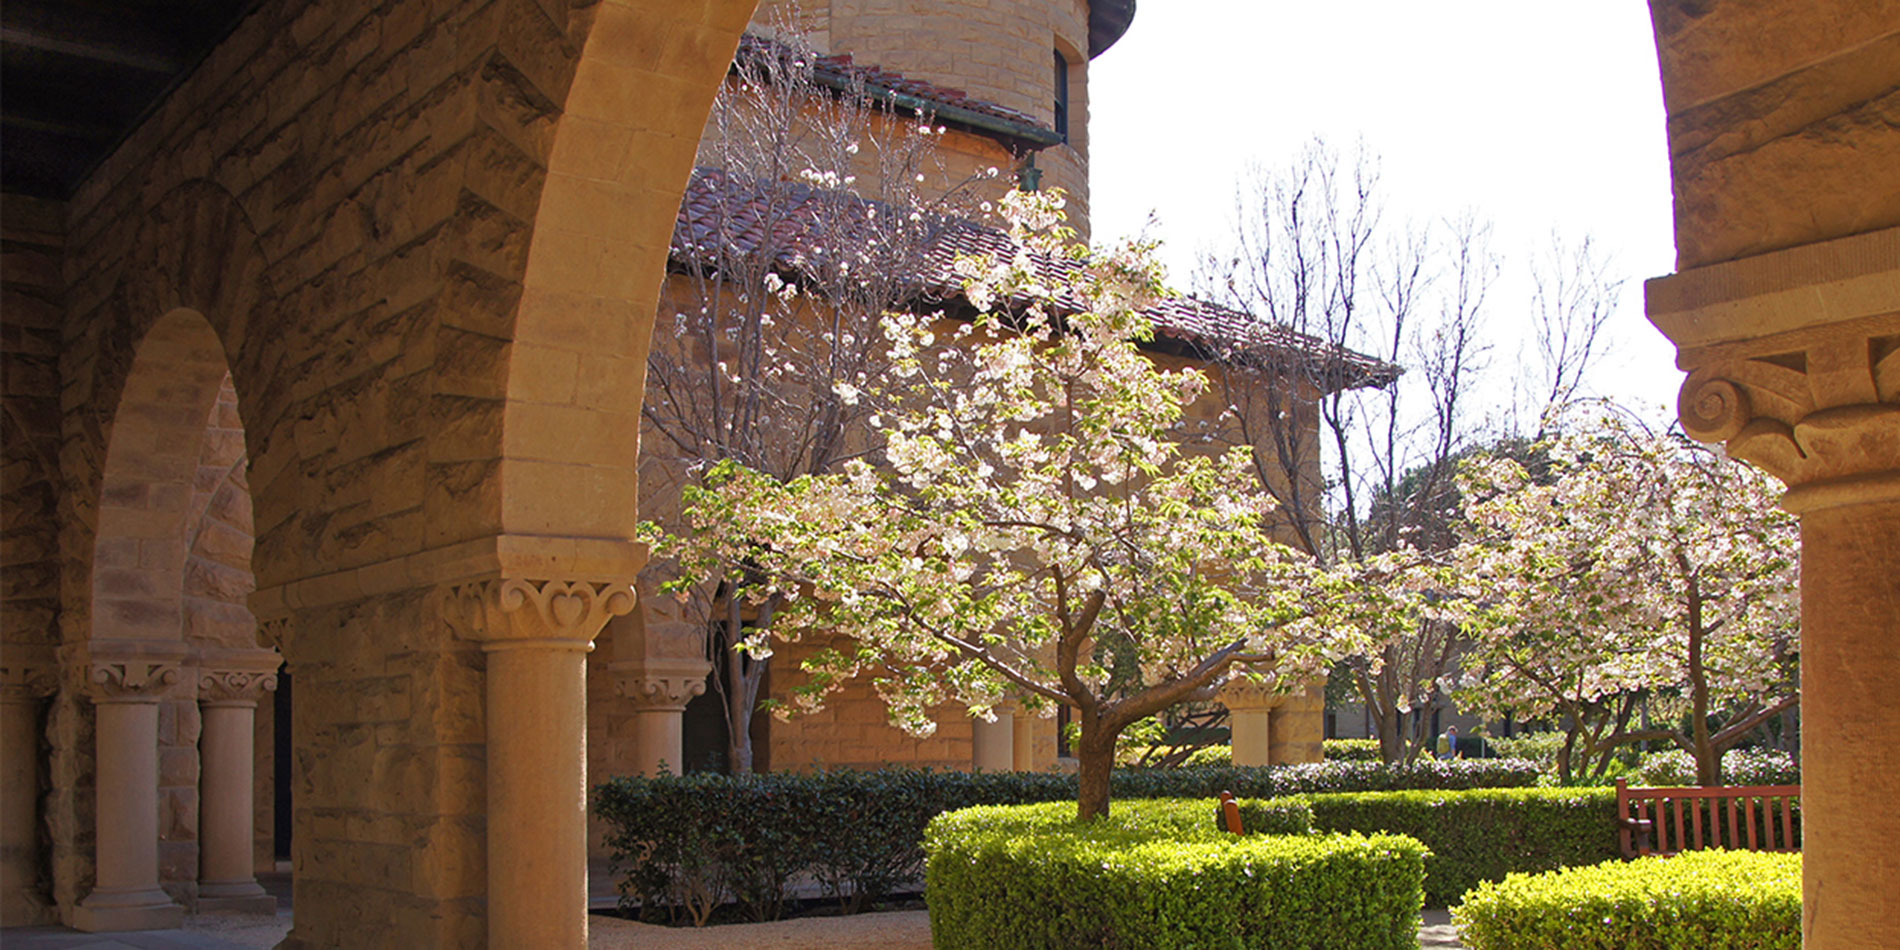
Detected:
left=1614, top=779, right=1801, bottom=858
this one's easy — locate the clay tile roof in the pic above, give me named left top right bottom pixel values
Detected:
left=734, top=34, right=1061, bottom=150
left=672, top=168, right=1400, bottom=393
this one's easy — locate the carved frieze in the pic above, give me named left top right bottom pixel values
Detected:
left=1217, top=675, right=1285, bottom=711
left=444, top=577, right=637, bottom=651
left=1676, top=322, right=1900, bottom=510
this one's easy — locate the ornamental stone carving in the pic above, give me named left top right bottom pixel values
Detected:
left=612, top=657, right=712, bottom=712
left=1676, top=320, right=1900, bottom=511
left=0, top=663, right=57, bottom=701
left=84, top=660, right=181, bottom=703
left=444, top=577, right=637, bottom=651
left=1217, top=675, right=1285, bottom=711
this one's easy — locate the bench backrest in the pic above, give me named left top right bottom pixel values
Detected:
left=1615, top=779, right=1801, bottom=858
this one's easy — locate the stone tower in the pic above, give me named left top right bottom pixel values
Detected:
left=754, top=0, right=1137, bottom=240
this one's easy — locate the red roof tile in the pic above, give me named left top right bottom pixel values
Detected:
left=672, top=167, right=1400, bottom=392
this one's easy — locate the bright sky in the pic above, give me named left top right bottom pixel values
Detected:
left=1088, top=1, right=1684, bottom=421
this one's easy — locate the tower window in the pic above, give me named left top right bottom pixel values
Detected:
left=1053, top=48, right=1070, bottom=143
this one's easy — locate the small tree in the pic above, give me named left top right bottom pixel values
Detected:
left=1450, top=411, right=1800, bottom=784
left=651, top=192, right=1356, bottom=818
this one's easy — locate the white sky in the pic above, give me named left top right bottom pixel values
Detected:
left=1088, top=1, right=1684, bottom=421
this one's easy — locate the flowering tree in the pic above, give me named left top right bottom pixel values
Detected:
left=643, top=22, right=991, bottom=772
left=1450, top=412, right=1800, bottom=784
left=650, top=192, right=1356, bottom=818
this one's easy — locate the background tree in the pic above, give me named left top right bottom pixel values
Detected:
left=1192, top=141, right=1493, bottom=762
left=1193, top=141, right=1627, bottom=761
left=652, top=193, right=1357, bottom=818
left=1450, top=411, right=1801, bottom=784
left=642, top=24, right=991, bottom=772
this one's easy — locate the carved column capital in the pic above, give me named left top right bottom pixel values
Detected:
left=1677, top=319, right=1900, bottom=511
left=197, top=649, right=283, bottom=706
left=84, top=660, right=182, bottom=703
left=611, top=658, right=711, bottom=712
left=78, top=640, right=191, bottom=704
left=444, top=578, right=636, bottom=653
left=1217, top=674, right=1286, bottom=712
left=0, top=662, right=58, bottom=702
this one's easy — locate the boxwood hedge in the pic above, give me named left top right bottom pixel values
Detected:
left=1455, top=850, right=1801, bottom=950
left=1307, top=787, right=1620, bottom=906
left=594, top=760, right=1534, bottom=922
left=926, top=802, right=1426, bottom=950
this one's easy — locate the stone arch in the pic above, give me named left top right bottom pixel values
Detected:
left=499, top=0, right=760, bottom=549
left=89, top=308, right=247, bottom=646
left=48, top=179, right=284, bottom=924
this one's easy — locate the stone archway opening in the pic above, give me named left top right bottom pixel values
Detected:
left=71, top=306, right=280, bottom=931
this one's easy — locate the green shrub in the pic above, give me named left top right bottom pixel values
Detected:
left=1455, top=850, right=1801, bottom=950
left=926, top=803, right=1426, bottom=950
left=1183, top=744, right=1231, bottom=767
left=1326, top=738, right=1385, bottom=761
left=1489, top=733, right=1567, bottom=771
left=594, top=760, right=1535, bottom=921
left=1307, top=787, right=1620, bottom=906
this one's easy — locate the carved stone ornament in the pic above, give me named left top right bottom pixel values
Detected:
left=199, top=669, right=280, bottom=705
left=256, top=616, right=294, bottom=652
left=85, top=660, right=182, bottom=703
left=0, top=664, right=58, bottom=701
left=1217, top=675, right=1285, bottom=711
left=1677, top=322, right=1900, bottom=512
left=612, top=657, right=711, bottom=712
left=444, top=578, right=637, bottom=652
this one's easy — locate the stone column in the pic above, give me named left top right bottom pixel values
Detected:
left=1218, top=679, right=1280, bottom=768
left=1011, top=708, right=1038, bottom=772
left=196, top=650, right=281, bottom=913
left=72, top=646, right=187, bottom=932
left=1, top=663, right=55, bottom=925
left=611, top=657, right=709, bottom=777
left=971, top=704, right=1015, bottom=772
left=1651, top=236, right=1899, bottom=950
left=1268, top=684, right=1325, bottom=765
left=445, top=578, right=634, bottom=950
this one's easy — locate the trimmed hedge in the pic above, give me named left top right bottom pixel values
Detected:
left=594, top=760, right=1535, bottom=922
left=1455, top=850, right=1801, bottom=950
left=927, top=802, right=1426, bottom=950
left=1307, top=787, right=1620, bottom=906
left=1184, top=738, right=1386, bottom=767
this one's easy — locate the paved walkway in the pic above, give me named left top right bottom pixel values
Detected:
left=4, top=908, right=1465, bottom=949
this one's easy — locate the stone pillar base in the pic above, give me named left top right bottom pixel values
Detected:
left=71, top=887, right=185, bottom=932
left=197, top=880, right=277, bottom=915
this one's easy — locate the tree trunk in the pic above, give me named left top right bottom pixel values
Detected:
left=1694, top=744, right=1722, bottom=787
left=1076, top=724, right=1117, bottom=821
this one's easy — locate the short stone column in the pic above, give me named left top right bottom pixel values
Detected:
left=1, top=663, right=56, bottom=925
left=445, top=578, right=634, bottom=950
left=971, top=704, right=1015, bottom=772
left=1268, top=684, right=1325, bottom=765
left=1010, top=708, right=1038, bottom=772
left=1218, top=678, right=1280, bottom=767
left=611, top=657, right=710, bottom=777
left=196, top=650, right=281, bottom=913
left=72, top=645, right=187, bottom=932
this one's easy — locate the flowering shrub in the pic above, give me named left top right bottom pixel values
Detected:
left=1454, top=850, right=1801, bottom=950
left=1633, top=748, right=1801, bottom=787
left=1183, top=738, right=1387, bottom=767
left=927, top=803, right=1425, bottom=950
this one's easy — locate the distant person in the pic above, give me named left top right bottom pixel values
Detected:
left=1437, top=725, right=1459, bottom=761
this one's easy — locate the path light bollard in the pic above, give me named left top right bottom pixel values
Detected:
left=1219, top=791, right=1244, bottom=836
